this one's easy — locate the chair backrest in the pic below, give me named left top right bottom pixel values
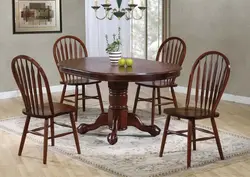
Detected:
left=11, top=55, right=54, bottom=116
left=156, top=36, right=186, bottom=66
left=53, top=35, right=88, bottom=82
left=185, top=51, right=231, bottom=114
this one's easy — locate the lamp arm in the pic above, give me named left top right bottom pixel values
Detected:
left=94, top=10, right=110, bottom=20
left=131, top=9, right=145, bottom=20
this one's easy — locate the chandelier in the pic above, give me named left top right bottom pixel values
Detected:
left=92, top=0, right=146, bottom=20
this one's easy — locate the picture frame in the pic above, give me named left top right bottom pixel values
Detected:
left=12, top=0, right=62, bottom=34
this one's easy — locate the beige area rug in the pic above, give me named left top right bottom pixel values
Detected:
left=0, top=103, right=250, bottom=177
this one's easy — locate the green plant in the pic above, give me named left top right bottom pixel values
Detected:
left=105, top=27, right=122, bottom=53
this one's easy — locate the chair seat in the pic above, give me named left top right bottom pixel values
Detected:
left=22, top=103, right=76, bottom=118
left=163, top=107, right=219, bottom=119
left=135, top=80, right=177, bottom=88
left=60, top=78, right=101, bottom=85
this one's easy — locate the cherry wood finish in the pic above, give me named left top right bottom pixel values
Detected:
left=58, top=57, right=181, bottom=145
left=11, top=55, right=81, bottom=164
left=159, top=51, right=231, bottom=168
left=133, top=37, right=186, bottom=126
left=58, top=57, right=181, bottom=81
left=53, top=35, right=104, bottom=122
left=78, top=82, right=161, bottom=144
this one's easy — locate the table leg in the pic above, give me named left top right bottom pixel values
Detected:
left=127, top=113, right=161, bottom=136
left=77, top=81, right=161, bottom=145
left=77, top=113, right=108, bottom=134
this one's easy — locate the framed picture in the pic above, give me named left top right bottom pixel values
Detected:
left=12, top=0, right=62, bottom=34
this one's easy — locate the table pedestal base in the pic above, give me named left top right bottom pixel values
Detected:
left=77, top=82, right=161, bottom=145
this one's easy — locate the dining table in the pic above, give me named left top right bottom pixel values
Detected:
left=58, top=57, right=181, bottom=145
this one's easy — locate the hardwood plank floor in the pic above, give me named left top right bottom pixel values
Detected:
left=0, top=82, right=250, bottom=177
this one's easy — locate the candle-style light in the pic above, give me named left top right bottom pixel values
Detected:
left=94, top=0, right=98, bottom=6
left=91, top=0, right=146, bottom=20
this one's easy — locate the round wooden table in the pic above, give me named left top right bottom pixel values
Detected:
left=58, top=57, right=181, bottom=145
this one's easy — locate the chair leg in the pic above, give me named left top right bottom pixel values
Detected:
left=82, top=85, right=85, bottom=112
left=18, top=116, right=31, bottom=156
left=96, top=83, right=104, bottom=113
left=211, top=117, right=224, bottom=160
left=171, top=87, right=180, bottom=120
left=170, top=87, right=178, bottom=108
left=70, top=112, right=81, bottom=154
left=132, top=85, right=141, bottom=114
left=157, top=88, right=162, bottom=115
left=187, top=120, right=193, bottom=168
left=43, top=119, right=49, bottom=164
left=159, top=115, right=171, bottom=157
left=50, top=117, right=55, bottom=146
left=151, top=88, right=156, bottom=126
left=74, top=85, right=79, bottom=122
left=192, top=119, right=196, bottom=150
left=60, top=84, right=67, bottom=103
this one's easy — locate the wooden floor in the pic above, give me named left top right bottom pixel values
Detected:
left=0, top=82, right=250, bottom=177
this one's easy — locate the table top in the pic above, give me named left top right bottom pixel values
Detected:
left=58, top=57, right=182, bottom=82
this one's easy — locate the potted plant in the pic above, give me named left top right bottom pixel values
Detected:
left=105, top=27, right=122, bottom=64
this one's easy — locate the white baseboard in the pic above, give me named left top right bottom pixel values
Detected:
left=0, top=85, right=249, bottom=105
left=0, top=85, right=75, bottom=100
left=175, top=86, right=250, bottom=105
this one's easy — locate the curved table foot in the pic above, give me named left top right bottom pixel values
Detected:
left=77, top=112, right=161, bottom=144
left=127, top=113, right=161, bottom=136
left=77, top=113, right=108, bottom=134
left=107, top=132, right=118, bottom=145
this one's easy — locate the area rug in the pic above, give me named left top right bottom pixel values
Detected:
left=0, top=104, right=250, bottom=177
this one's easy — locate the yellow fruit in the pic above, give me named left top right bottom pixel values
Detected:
left=118, top=58, right=126, bottom=66
left=126, top=58, right=133, bottom=67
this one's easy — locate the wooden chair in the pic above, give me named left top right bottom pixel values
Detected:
left=53, top=35, right=104, bottom=122
left=159, top=51, right=231, bottom=168
left=133, top=37, right=186, bottom=126
left=11, top=55, right=81, bottom=164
